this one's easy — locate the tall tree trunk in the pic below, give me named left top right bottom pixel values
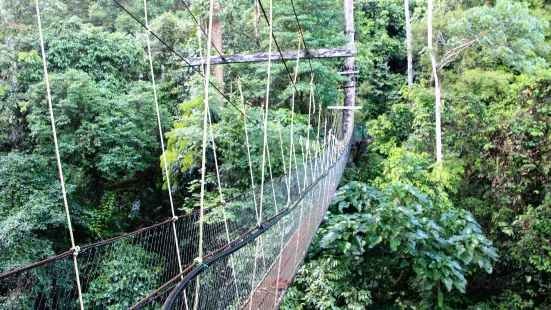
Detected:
left=404, top=0, right=413, bottom=89
left=213, top=1, right=224, bottom=107
left=342, top=0, right=355, bottom=136
left=427, top=0, right=442, bottom=163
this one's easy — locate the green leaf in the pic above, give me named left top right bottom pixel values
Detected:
left=443, top=277, right=453, bottom=292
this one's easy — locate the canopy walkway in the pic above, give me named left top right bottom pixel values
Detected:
left=0, top=132, right=352, bottom=309
left=0, top=0, right=357, bottom=309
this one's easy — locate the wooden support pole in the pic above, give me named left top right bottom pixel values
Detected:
left=342, top=0, right=356, bottom=136
left=181, top=47, right=357, bottom=66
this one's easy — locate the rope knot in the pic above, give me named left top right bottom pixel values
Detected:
left=71, top=246, right=80, bottom=257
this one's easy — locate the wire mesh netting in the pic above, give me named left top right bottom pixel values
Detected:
left=0, top=131, right=351, bottom=310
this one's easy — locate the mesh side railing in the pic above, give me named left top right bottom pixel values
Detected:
left=162, top=137, right=351, bottom=310
left=0, top=133, right=350, bottom=310
left=243, top=138, right=350, bottom=310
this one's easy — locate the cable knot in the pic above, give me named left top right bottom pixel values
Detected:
left=71, top=246, right=80, bottom=257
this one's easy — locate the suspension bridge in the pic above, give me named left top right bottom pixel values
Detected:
left=0, top=0, right=360, bottom=309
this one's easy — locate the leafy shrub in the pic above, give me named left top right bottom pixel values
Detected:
left=285, top=182, right=498, bottom=309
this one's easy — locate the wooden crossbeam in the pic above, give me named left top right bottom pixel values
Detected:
left=181, top=47, right=357, bottom=66
left=327, top=106, right=362, bottom=110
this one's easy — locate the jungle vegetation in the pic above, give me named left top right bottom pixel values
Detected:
left=0, top=0, right=550, bottom=309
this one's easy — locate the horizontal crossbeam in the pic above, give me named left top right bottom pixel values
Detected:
left=327, top=106, right=362, bottom=110
left=181, top=47, right=357, bottom=66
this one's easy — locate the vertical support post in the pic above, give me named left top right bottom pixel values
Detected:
left=342, top=0, right=355, bottom=136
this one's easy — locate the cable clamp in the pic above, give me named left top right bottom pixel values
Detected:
left=194, top=257, right=208, bottom=270
left=221, top=200, right=227, bottom=205
left=71, top=246, right=80, bottom=257
left=172, top=216, right=178, bottom=222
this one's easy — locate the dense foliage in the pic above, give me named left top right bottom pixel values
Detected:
left=284, top=0, right=551, bottom=309
left=1, top=0, right=550, bottom=308
left=284, top=182, right=498, bottom=309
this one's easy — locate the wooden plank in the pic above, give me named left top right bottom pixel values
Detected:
left=181, top=47, right=357, bottom=66
left=336, top=70, right=359, bottom=75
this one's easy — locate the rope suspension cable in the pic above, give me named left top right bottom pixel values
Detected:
left=237, top=79, right=260, bottom=222
left=266, top=144, right=279, bottom=214
left=313, top=109, right=324, bottom=240
left=249, top=0, right=273, bottom=306
left=289, top=131, right=303, bottom=272
left=331, top=111, right=340, bottom=161
left=308, top=74, right=319, bottom=181
left=279, top=123, right=291, bottom=202
left=196, top=17, right=241, bottom=304
left=238, top=78, right=271, bottom=296
left=206, top=103, right=241, bottom=304
left=299, top=136, right=314, bottom=250
left=292, top=136, right=307, bottom=270
left=304, top=73, right=315, bottom=186
left=195, top=0, right=216, bottom=307
left=33, top=1, right=84, bottom=309
left=322, top=123, right=333, bottom=220
left=322, top=118, right=329, bottom=176
left=273, top=122, right=289, bottom=304
left=287, top=33, right=303, bottom=203
left=313, top=100, right=322, bottom=180
left=300, top=137, right=307, bottom=189
left=328, top=112, right=337, bottom=164
left=142, top=5, right=187, bottom=309
left=313, top=120, right=326, bottom=233
left=290, top=0, right=314, bottom=74
left=264, top=139, right=284, bottom=302
left=324, top=119, right=334, bottom=213
left=258, top=0, right=274, bottom=227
